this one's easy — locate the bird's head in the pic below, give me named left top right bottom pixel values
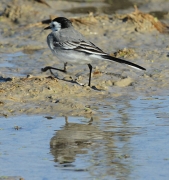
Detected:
left=44, top=17, right=72, bottom=32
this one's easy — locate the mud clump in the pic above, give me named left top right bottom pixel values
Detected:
left=114, top=77, right=133, bottom=87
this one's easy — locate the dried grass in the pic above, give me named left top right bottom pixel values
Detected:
left=120, top=5, right=169, bottom=33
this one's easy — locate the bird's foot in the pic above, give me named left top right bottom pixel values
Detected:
left=41, top=66, right=51, bottom=72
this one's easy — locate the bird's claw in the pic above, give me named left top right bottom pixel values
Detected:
left=41, top=66, right=49, bottom=72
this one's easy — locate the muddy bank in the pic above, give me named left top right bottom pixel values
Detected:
left=0, top=67, right=168, bottom=117
left=0, top=0, right=169, bottom=117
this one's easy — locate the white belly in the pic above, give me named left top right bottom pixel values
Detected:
left=51, top=49, right=101, bottom=65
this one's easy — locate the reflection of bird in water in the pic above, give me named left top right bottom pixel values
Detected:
left=50, top=117, right=102, bottom=164
left=50, top=116, right=131, bottom=178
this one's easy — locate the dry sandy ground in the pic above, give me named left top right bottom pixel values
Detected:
left=0, top=0, right=169, bottom=117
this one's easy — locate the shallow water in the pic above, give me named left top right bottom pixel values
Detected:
left=0, top=52, right=25, bottom=67
left=0, top=52, right=27, bottom=77
left=0, top=96, right=169, bottom=180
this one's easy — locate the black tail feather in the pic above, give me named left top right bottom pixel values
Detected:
left=101, top=55, right=146, bottom=71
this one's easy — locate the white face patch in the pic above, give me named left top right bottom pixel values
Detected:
left=50, top=21, right=61, bottom=32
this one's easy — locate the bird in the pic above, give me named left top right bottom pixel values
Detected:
left=42, top=17, right=146, bottom=86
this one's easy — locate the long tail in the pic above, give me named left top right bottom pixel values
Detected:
left=101, top=55, right=146, bottom=71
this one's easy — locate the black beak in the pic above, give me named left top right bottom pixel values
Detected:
left=44, top=26, right=51, bottom=30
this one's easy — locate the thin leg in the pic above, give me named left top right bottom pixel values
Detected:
left=41, top=62, right=68, bottom=74
left=88, top=64, right=92, bottom=87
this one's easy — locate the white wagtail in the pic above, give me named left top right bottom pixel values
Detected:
left=42, top=17, right=146, bottom=86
